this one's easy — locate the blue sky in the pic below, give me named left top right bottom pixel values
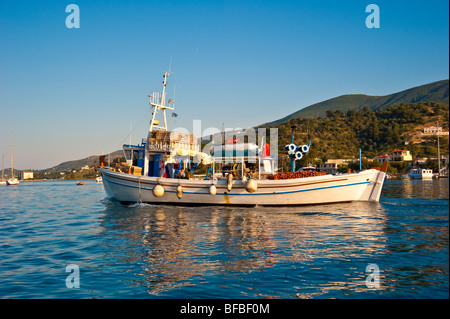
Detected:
left=0, top=0, right=448, bottom=169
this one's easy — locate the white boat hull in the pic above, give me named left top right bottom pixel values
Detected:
left=409, top=175, right=433, bottom=179
left=100, top=168, right=386, bottom=206
left=6, top=178, right=20, bottom=185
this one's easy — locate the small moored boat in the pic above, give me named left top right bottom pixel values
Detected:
left=6, top=177, right=20, bottom=186
left=6, top=134, right=19, bottom=186
left=408, top=168, right=433, bottom=179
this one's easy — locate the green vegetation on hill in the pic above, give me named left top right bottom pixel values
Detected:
left=268, top=102, right=449, bottom=169
left=266, top=79, right=449, bottom=125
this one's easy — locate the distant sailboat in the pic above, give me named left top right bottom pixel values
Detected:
left=0, top=154, right=6, bottom=185
left=7, top=133, right=19, bottom=186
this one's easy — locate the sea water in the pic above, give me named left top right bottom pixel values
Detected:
left=0, top=179, right=448, bottom=299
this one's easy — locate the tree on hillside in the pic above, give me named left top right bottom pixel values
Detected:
left=326, top=110, right=334, bottom=118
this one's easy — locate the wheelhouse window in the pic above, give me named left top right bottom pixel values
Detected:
left=124, top=150, right=132, bottom=160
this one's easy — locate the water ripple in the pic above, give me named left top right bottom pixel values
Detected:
left=0, top=179, right=448, bottom=298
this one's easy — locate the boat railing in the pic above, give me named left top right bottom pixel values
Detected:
left=211, top=156, right=259, bottom=163
left=209, top=155, right=277, bottom=180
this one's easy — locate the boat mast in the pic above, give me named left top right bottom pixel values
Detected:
left=149, top=70, right=174, bottom=132
left=144, top=69, right=174, bottom=177
left=162, top=72, right=168, bottom=130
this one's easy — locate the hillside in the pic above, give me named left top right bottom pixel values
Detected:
left=41, top=150, right=123, bottom=173
left=265, top=79, right=449, bottom=126
left=271, top=101, right=449, bottom=172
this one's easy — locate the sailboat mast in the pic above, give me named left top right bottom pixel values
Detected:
left=438, top=132, right=441, bottom=175
left=10, top=133, right=14, bottom=178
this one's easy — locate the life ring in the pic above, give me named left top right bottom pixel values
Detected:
left=301, top=144, right=309, bottom=153
left=287, top=144, right=296, bottom=153
left=295, top=151, right=303, bottom=160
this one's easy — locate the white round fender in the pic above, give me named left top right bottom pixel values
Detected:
left=227, top=173, right=233, bottom=191
left=245, top=179, right=258, bottom=193
left=209, top=184, right=217, bottom=195
left=176, top=185, right=183, bottom=199
left=153, top=184, right=164, bottom=198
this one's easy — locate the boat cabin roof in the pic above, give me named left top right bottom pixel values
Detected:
left=123, top=144, right=145, bottom=150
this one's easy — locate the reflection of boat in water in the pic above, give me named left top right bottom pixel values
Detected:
left=98, top=202, right=387, bottom=296
left=99, top=70, right=388, bottom=206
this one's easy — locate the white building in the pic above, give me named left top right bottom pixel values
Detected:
left=423, top=126, right=449, bottom=135
left=390, top=150, right=412, bottom=162
left=374, top=154, right=389, bottom=164
left=21, top=171, right=34, bottom=180
left=319, top=159, right=346, bottom=174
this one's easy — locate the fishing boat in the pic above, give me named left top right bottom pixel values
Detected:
left=100, top=70, right=388, bottom=206
left=6, top=133, right=19, bottom=186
